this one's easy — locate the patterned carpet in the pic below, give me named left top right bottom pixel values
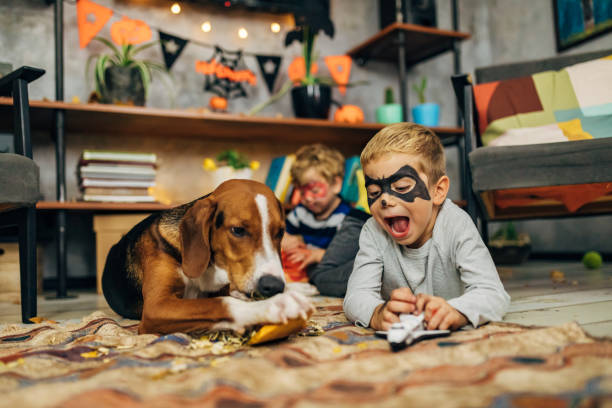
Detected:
left=1, top=297, right=611, bottom=408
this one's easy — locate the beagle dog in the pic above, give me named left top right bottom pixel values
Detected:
left=102, top=179, right=314, bottom=334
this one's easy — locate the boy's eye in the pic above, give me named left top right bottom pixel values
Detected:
left=366, top=186, right=381, bottom=200
left=391, top=178, right=416, bottom=193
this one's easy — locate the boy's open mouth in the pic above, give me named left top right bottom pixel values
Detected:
left=385, top=216, right=410, bottom=238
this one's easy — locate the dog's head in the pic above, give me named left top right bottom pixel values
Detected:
left=179, top=179, right=286, bottom=298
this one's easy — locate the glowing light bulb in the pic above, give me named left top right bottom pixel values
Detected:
left=238, top=27, right=248, bottom=39
left=201, top=21, right=212, bottom=33
left=271, top=22, right=281, bottom=33
left=170, top=3, right=181, bottom=14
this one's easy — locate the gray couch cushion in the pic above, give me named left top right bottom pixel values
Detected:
left=469, top=138, right=612, bottom=192
left=0, top=153, right=40, bottom=206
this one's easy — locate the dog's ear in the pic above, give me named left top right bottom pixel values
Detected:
left=179, top=196, right=216, bottom=279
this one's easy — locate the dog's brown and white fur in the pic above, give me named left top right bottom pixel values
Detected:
left=102, top=179, right=313, bottom=334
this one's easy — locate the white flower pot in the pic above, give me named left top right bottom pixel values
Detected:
left=211, top=166, right=253, bottom=188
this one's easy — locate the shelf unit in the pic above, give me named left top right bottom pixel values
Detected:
left=0, top=98, right=463, bottom=145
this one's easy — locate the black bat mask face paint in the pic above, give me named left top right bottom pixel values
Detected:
left=364, top=165, right=430, bottom=207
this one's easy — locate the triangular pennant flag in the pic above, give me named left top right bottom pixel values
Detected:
left=159, top=31, right=188, bottom=70
left=325, top=55, right=352, bottom=95
left=288, top=57, right=318, bottom=84
left=77, top=0, right=113, bottom=48
left=255, top=55, right=282, bottom=94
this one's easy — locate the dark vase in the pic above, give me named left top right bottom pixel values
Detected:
left=100, top=65, right=146, bottom=106
left=291, top=84, right=331, bottom=119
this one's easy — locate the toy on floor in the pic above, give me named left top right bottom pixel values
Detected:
left=281, top=250, right=309, bottom=282
left=376, top=313, right=450, bottom=352
left=248, top=317, right=308, bottom=345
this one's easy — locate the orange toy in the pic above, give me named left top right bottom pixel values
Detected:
left=281, top=250, right=308, bottom=283
left=209, top=96, right=228, bottom=111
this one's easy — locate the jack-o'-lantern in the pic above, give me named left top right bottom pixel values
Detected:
left=111, top=17, right=152, bottom=46
left=333, top=105, right=364, bottom=124
left=209, top=96, right=228, bottom=111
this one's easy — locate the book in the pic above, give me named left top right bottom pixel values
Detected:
left=82, top=150, right=157, bottom=164
left=82, top=194, right=156, bottom=203
left=80, top=178, right=156, bottom=188
left=265, top=156, right=286, bottom=191
left=275, top=154, right=295, bottom=202
left=340, top=156, right=361, bottom=203
left=355, top=169, right=370, bottom=214
left=80, top=164, right=156, bottom=180
left=82, top=187, right=151, bottom=196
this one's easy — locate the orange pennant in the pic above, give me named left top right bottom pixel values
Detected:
left=111, top=16, right=152, bottom=46
left=77, top=0, right=113, bottom=48
left=325, top=55, right=352, bottom=95
left=288, top=57, right=318, bottom=84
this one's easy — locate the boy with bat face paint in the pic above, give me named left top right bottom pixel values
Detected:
left=343, top=123, right=510, bottom=332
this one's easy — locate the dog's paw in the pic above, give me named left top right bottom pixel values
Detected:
left=261, top=291, right=315, bottom=324
left=286, top=282, right=320, bottom=297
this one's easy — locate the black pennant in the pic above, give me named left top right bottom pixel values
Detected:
left=159, top=31, right=188, bottom=70
left=255, top=55, right=282, bottom=94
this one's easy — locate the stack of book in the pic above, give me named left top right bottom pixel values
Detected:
left=79, top=150, right=157, bottom=203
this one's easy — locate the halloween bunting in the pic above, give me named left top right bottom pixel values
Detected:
left=111, top=16, right=152, bottom=45
left=159, top=31, right=188, bottom=70
left=76, top=0, right=113, bottom=48
left=255, top=55, right=282, bottom=94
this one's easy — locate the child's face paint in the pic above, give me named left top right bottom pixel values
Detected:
left=364, top=165, right=430, bottom=207
left=298, top=181, right=328, bottom=201
left=363, top=153, right=438, bottom=248
left=297, top=168, right=342, bottom=218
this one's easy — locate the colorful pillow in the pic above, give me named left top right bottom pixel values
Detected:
left=473, top=54, right=612, bottom=146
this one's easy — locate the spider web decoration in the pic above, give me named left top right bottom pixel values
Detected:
left=203, top=46, right=252, bottom=99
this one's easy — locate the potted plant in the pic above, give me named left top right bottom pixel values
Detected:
left=488, top=222, right=531, bottom=265
left=376, top=87, right=403, bottom=124
left=87, top=37, right=168, bottom=106
left=202, top=149, right=260, bottom=188
left=411, top=76, right=440, bottom=127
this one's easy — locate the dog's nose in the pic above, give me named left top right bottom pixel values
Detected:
left=257, top=275, right=285, bottom=298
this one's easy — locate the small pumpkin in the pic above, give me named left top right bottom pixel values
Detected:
left=209, top=96, right=228, bottom=111
left=111, top=17, right=152, bottom=46
left=333, top=105, right=364, bottom=124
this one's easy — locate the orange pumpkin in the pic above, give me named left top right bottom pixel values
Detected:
left=209, top=96, right=228, bottom=111
left=334, top=105, right=364, bottom=124
left=111, top=17, right=152, bottom=46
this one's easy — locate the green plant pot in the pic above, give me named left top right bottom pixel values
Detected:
left=101, top=66, right=145, bottom=106
left=376, top=103, right=403, bottom=124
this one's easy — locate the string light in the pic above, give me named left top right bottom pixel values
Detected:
left=170, top=3, right=181, bottom=14
left=271, top=22, right=280, bottom=33
left=201, top=21, right=212, bottom=32
left=238, top=27, right=248, bottom=39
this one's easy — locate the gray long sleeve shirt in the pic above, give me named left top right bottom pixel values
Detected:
left=343, top=199, right=510, bottom=328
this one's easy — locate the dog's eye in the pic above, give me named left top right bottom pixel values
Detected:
left=275, top=230, right=284, bottom=240
left=230, top=226, right=247, bottom=237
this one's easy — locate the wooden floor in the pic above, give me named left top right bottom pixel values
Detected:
left=0, top=259, right=611, bottom=337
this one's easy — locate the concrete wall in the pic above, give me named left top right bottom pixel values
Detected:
left=1, top=0, right=610, bottom=280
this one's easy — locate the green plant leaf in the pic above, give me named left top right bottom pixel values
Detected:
left=95, top=54, right=110, bottom=93
left=93, top=37, right=122, bottom=61
left=134, top=60, right=152, bottom=96
left=131, top=41, right=160, bottom=58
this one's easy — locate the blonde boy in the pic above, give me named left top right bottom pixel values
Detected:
left=343, top=123, right=509, bottom=331
left=281, top=144, right=352, bottom=269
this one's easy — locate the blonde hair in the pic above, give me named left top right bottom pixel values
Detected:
left=360, top=122, right=446, bottom=186
left=290, top=144, right=345, bottom=185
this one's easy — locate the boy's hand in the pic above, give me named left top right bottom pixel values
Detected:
left=414, top=294, right=468, bottom=331
left=370, top=288, right=416, bottom=331
left=286, top=247, right=325, bottom=270
left=281, top=234, right=304, bottom=251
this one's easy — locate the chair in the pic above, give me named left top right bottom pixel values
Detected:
left=452, top=49, right=612, bottom=237
left=0, top=66, right=45, bottom=323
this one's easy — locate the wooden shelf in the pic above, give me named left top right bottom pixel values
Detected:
left=0, top=98, right=463, bottom=144
left=347, top=23, right=470, bottom=66
left=36, top=201, right=174, bottom=212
